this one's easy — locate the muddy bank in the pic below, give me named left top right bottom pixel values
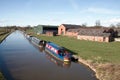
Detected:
left=77, top=56, right=120, bottom=80
left=0, top=32, right=11, bottom=43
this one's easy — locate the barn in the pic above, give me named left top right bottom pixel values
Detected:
left=77, top=28, right=111, bottom=42
left=34, top=25, right=58, bottom=34
left=58, top=24, right=81, bottom=35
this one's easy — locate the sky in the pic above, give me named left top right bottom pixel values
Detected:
left=0, top=0, right=120, bottom=27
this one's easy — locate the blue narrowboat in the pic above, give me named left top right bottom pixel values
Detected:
left=45, top=42, right=72, bottom=62
left=45, top=51, right=71, bottom=68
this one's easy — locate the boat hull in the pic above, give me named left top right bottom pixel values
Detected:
left=45, top=47, right=65, bottom=62
left=45, top=43, right=71, bottom=62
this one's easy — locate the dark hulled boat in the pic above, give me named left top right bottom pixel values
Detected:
left=25, top=34, right=46, bottom=47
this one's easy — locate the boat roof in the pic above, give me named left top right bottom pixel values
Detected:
left=47, top=42, right=63, bottom=50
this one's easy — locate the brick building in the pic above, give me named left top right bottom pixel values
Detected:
left=77, top=28, right=112, bottom=42
left=58, top=24, right=118, bottom=42
left=58, top=24, right=81, bottom=35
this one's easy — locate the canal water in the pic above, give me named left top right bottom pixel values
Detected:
left=0, top=31, right=98, bottom=80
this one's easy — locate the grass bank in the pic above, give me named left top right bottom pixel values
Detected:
left=26, top=30, right=120, bottom=80
left=0, top=32, right=11, bottom=43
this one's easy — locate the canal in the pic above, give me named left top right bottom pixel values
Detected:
left=0, top=31, right=98, bottom=80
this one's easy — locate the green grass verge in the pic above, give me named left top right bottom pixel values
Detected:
left=0, top=32, right=10, bottom=43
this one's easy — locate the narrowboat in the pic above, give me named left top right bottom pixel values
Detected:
left=31, top=37, right=41, bottom=45
left=45, top=51, right=71, bottom=68
left=45, top=42, right=72, bottom=62
left=25, top=33, right=46, bottom=47
left=31, top=37, right=46, bottom=47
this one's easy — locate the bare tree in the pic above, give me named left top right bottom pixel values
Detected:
left=95, top=20, right=101, bottom=27
left=81, top=23, right=87, bottom=27
left=109, top=24, right=116, bottom=28
left=116, top=23, right=120, bottom=28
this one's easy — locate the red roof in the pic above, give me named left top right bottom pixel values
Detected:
left=61, top=24, right=81, bottom=29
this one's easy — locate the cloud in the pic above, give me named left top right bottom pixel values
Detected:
left=0, top=20, right=10, bottom=23
left=101, top=18, right=120, bottom=26
left=109, top=18, right=120, bottom=23
left=0, top=20, right=11, bottom=26
left=103, top=18, right=120, bottom=24
left=69, top=0, right=79, bottom=11
left=85, top=7, right=120, bottom=15
left=48, top=11, right=66, bottom=15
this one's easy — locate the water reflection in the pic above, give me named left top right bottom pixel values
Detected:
left=45, top=50, right=71, bottom=68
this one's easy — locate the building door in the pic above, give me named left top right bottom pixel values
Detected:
left=103, top=37, right=106, bottom=42
left=61, top=29, right=64, bottom=35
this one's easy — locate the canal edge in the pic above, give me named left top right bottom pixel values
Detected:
left=76, top=56, right=100, bottom=80
left=0, top=32, right=13, bottom=44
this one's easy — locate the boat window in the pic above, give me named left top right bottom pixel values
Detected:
left=58, top=50, right=66, bottom=56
